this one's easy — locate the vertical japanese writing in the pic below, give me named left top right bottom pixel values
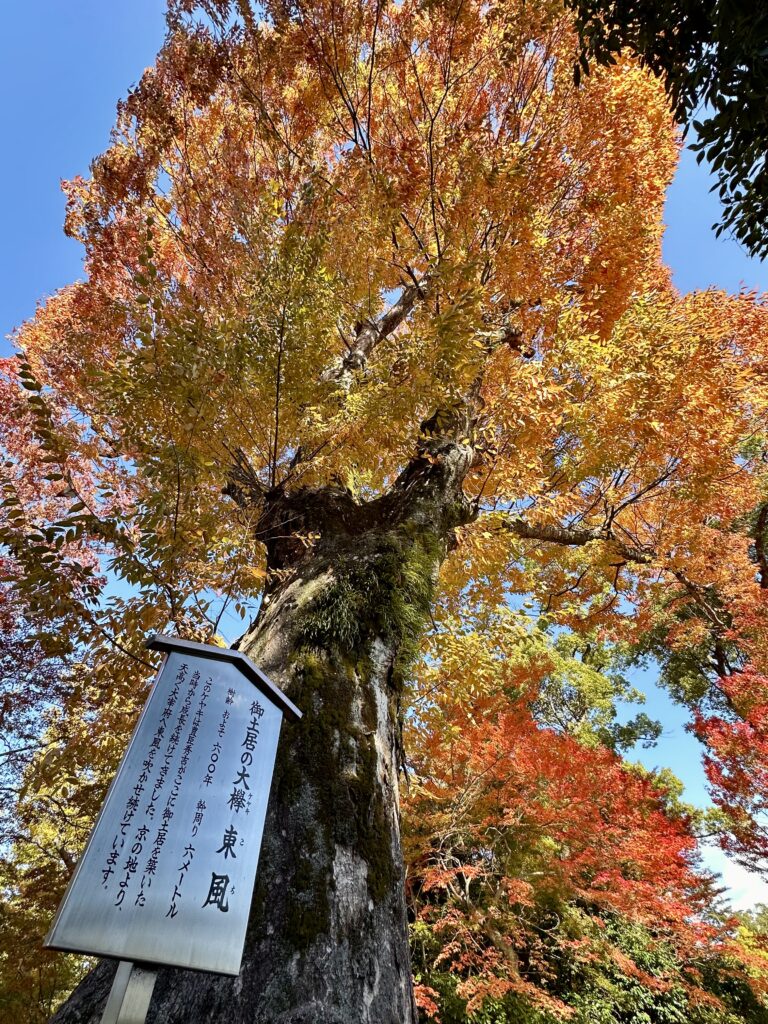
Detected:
left=117, top=668, right=200, bottom=906
left=204, top=698, right=265, bottom=914
left=49, top=640, right=291, bottom=979
left=228, top=699, right=264, bottom=818
left=203, top=702, right=232, bottom=787
left=101, top=661, right=187, bottom=890
left=216, top=826, right=238, bottom=859
left=161, top=676, right=215, bottom=917
left=202, top=872, right=230, bottom=913
left=166, top=845, right=195, bottom=919
left=191, top=800, right=206, bottom=837
left=130, top=669, right=201, bottom=907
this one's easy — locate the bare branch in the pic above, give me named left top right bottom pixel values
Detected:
left=502, top=517, right=653, bottom=565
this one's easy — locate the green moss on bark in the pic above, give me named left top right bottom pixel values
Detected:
left=295, top=527, right=440, bottom=682
left=275, top=527, right=442, bottom=952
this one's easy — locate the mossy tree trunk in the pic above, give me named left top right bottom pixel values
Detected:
left=51, top=439, right=474, bottom=1024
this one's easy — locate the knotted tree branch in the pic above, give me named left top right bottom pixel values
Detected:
left=503, top=516, right=654, bottom=565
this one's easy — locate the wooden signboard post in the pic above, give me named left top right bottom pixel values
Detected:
left=45, top=635, right=301, bottom=1023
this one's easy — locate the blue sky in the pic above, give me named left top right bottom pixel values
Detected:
left=2, top=3, right=768, bottom=907
left=0, top=0, right=166, bottom=349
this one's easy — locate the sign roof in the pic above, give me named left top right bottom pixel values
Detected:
left=146, top=634, right=302, bottom=721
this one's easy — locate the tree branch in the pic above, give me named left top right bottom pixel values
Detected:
left=503, top=515, right=736, bottom=644
left=222, top=445, right=267, bottom=510
left=755, top=502, right=768, bottom=589
left=502, top=517, right=654, bottom=565
left=322, top=277, right=429, bottom=386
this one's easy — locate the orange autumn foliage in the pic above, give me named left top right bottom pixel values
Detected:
left=403, top=620, right=766, bottom=1019
left=406, top=697, right=724, bottom=1017
left=3, top=0, right=768, bottom=1018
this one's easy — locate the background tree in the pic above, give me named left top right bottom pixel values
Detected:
left=404, top=611, right=768, bottom=1022
left=566, top=0, right=768, bottom=257
left=0, top=599, right=90, bottom=1024
left=2, top=0, right=768, bottom=1021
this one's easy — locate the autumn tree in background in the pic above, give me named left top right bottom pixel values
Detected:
left=404, top=613, right=768, bottom=1021
left=3, top=0, right=768, bottom=1020
left=567, top=0, right=768, bottom=256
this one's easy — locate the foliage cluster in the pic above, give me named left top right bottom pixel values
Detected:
left=404, top=609, right=768, bottom=1021
left=568, top=0, right=768, bottom=256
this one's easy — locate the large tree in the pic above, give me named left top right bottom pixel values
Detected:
left=4, top=0, right=768, bottom=1021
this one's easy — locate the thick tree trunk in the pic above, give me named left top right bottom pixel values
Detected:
left=50, top=440, right=473, bottom=1024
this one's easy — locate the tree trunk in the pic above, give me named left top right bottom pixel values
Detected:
left=50, top=440, right=473, bottom=1024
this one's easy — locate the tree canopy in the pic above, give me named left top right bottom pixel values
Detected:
left=3, top=1, right=768, bottom=1020
left=567, top=0, right=768, bottom=257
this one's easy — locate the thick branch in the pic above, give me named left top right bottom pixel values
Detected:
left=503, top=515, right=735, bottom=642
left=503, top=517, right=653, bottom=565
left=322, top=277, right=429, bottom=385
left=669, top=570, right=730, bottom=634
left=755, top=502, right=768, bottom=589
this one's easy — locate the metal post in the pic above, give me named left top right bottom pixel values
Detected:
left=101, top=961, right=157, bottom=1024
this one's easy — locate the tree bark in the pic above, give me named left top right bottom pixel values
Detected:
left=50, top=440, right=474, bottom=1024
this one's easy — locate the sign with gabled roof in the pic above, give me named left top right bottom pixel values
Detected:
left=45, top=635, right=301, bottom=977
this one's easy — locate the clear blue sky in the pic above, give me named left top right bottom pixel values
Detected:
left=2, top=3, right=767, bottom=906
left=0, top=0, right=166, bottom=351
